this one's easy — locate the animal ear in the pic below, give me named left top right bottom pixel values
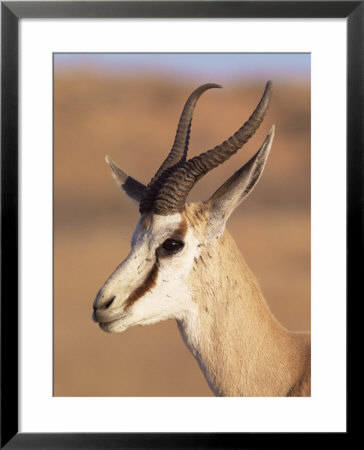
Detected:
left=105, top=155, right=146, bottom=203
left=206, top=125, right=275, bottom=234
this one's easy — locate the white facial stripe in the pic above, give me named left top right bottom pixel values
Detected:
left=97, top=212, right=202, bottom=333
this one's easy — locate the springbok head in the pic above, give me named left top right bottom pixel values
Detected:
left=93, top=82, right=275, bottom=333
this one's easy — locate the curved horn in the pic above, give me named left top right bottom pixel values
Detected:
left=139, top=83, right=222, bottom=214
left=153, top=81, right=273, bottom=215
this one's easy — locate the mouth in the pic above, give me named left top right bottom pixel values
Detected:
left=99, top=317, right=128, bottom=333
left=99, top=316, right=129, bottom=333
left=92, top=310, right=129, bottom=333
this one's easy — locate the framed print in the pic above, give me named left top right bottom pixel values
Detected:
left=1, top=1, right=359, bottom=448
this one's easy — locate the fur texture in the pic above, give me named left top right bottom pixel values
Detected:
left=93, top=86, right=310, bottom=397
left=94, top=203, right=311, bottom=396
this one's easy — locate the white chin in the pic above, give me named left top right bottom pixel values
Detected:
left=99, top=317, right=164, bottom=333
left=99, top=319, right=128, bottom=333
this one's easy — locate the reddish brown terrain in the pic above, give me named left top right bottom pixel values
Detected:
left=54, top=73, right=310, bottom=396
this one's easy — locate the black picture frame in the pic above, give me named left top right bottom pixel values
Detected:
left=1, top=1, right=358, bottom=448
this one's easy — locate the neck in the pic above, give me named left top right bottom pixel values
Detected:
left=177, top=230, right=310, bottom=396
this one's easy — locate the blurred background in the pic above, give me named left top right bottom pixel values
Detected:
left=54, top=53, right=310, bottom=396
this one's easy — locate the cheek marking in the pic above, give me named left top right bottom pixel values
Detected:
left=125, top=262, right=159, bottom=307
left=125, top=216, right=187, bottom=308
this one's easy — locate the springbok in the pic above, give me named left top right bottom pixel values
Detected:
left=92, top=82, right=311, bottom=397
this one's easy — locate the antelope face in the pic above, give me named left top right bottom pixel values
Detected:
left=93, top=211, right=202, bottom=333
left=93, top=81, right=274, bottom=334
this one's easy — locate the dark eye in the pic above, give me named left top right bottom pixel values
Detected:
left=162, top=238, right=184, bottom=254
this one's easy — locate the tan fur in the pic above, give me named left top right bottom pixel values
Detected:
left=178, top=203, right=311, bottom=397
left=172, top=214, right=188, bottom=240
left=95, top=97, right=309, bottom=396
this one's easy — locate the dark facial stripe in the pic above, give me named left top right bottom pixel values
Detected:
left=125, top=262, right=159, bottom=307
left=125, top=217, right=186, bottom=308
left=171, top=217, right=188, bottom=241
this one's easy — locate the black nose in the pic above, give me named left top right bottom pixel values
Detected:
left=94, top=296, right=116, bottom=311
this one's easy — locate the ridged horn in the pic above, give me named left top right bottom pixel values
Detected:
left=139, top=83, right=222, bottom=214
left=152, top=81, right=273, bottom=215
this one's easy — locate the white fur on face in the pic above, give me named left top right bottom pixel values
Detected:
left=96, top=213, right=201, bottom=333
